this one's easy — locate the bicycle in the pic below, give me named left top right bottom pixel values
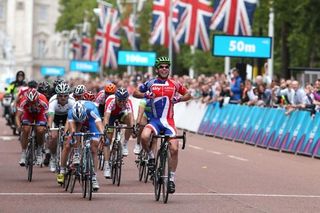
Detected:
left=73, top=132, right=104, bottom=200
left=22, top=123, right=47, bottom=182
left=49, top=125, right=65, bottom=175
left=152, top=131, right=186, bottom=204
left=105, top=122, right=134, bottom=186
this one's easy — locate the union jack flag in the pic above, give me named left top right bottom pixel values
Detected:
left=81, top=36, right=93, bottom=61
left=210, top=0, right=257, bottom=35
left=93, top=22, right=104, bottom=61
left=122, top=14, right=140, bottom=50
left=71, top=39, right=81, bottom=60
left=97, top=3, right=121, bottom=69
left=175, top=0, right=213, bottom=51
left=150, top=0, right=180, bottom=52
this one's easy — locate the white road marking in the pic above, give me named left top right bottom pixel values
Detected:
left=188, top=145, right=204, bottom=150
left=1, top=192, right=320, bottom=198
left=227, top=155, right=248, bottom=162
left=0, top=136, right=16, bottom=141
left=207, top=150, right=223, bottom=155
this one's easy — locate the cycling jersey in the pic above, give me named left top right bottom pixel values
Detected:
left=67, top=101, right=101, bottom=140
left=18, top=93, right=49, bottom=124
left=139, top=78, right=188, bottom=136
left=95, top=90, right=112, bottom=117
left=138, top=78, right=188, bottom=119
left=104, top=95, right=133, bottom=116
left=48, top=96, right=76, bottom=116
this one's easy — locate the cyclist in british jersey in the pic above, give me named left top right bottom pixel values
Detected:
left=95, top=82, right=117, bottom=118
left=102, top=87, right=136, bottom=178
left=133, top=56, right=191, bottom=193
left=57, top=101, right=104, bottom=191
left=46, top=82, right=75, bottom=172
left=16, top=88, right=49, bottom=166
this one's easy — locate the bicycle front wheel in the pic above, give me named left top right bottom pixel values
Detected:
left=162, top=149, right=170, bottom=203
left=86, top=151, right=93, bottom=200
left=116, top=144, right=123, bottom=186
left=154, top=150, right=162, bottom=201
left=27, top=138, right=35, bottom=182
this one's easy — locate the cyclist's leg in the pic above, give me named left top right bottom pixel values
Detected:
left=19, top=118, right=32, bottom=166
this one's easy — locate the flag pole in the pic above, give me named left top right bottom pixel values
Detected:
left=267, top=1, right=274, bottom=82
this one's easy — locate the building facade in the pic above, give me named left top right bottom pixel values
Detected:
left=0, top=0, right=69, bottom=83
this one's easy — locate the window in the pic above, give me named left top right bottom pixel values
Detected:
left=38, top=4, right=48, bottom=22
left=37, top=39, right=46, bottom=58
left=0, top=2, right=5, bottom=20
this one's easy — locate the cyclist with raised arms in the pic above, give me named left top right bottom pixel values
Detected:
left=56, top=101, right=104, bottom=191
left=46, top=82, right=75, bottom=172
left=102, top=87, right=136, bottom=178
left=16, top=88, right=49, bottom=166
left=133, top=56, right=191, bottom=193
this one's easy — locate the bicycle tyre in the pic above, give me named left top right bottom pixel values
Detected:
left=162, top=149, right=170, bottom=203
left=86, top=150, right=93, bottom=200
left=138, top=151, right=145, bottom=181
left=81, top=153, right=87, bottom=198
left=27, top=137, right=35, bottom=182
left=154, top=150, right=162, bottom=201
left=143, top=152, right=149, bottom=183
left=111, top=148, right=117, bottom=185
left=116, top=144, right=122, bottom=187
left=64, top=170, right=71, bottom=191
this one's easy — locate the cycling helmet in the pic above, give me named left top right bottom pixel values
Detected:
left=72, top=101, right=87, bottom=122
left=53, top=79, right=65, bottom=89
left=28, top=80, right=38, bottom=89
left=55, top=82, right=70, bottom=94
left=104, top=83, right=116, bottom=94
left=38, top=81, right=50, bottom=93
left=154, top=56, right=171, bottom=68
left=74, top=84, right=86, bottom=96
left=84, top=91, right=95, bottom=101
left=115, top=87, right=129, bottom=101
left=26, top=88, right=39, bottom=102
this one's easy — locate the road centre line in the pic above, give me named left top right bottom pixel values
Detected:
left=1, top=192, right=320, bottom=198
left=227, top=155, right=249, bottom=162
left=188, top=145, right=204, bottom=150
left=207, top=150, right=223, bottom=155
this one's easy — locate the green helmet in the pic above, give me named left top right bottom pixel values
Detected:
left=154, top=56, right=171, bottom=68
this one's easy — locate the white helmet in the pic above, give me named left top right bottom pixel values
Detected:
left=72, top=101, right=87, bottom=122
left=55, top=82, right=70, bottom=94
left=74, top=84, right=86, bottom=96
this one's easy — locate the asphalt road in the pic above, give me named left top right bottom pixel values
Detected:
left=1, top=116, right=320, bottom=213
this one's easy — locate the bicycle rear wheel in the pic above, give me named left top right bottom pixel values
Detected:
left=27, top=138, right=35, bottom=182
left=110, top=148, right=117, bottom=185
left=81, top=153, right=87, bottom=198
left=138, top=151, right=144, bottom=181
left=162, top=149, right=170, bottom=203
left=154, top=150, right=162, bottom=201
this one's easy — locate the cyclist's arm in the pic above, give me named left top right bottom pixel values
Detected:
left=136, top=104, right=145, bottom=125
left=180, top=92, right=192, bottom=102
left=15, top=110, right=23, bottom=129
left=47, top=113, right=54, bottom=128
left=103, top=111, right=111, bottom=127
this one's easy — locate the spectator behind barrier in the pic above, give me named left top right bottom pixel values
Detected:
left=229, top=68, right=242, bottom=104
left=285, top=80, right=307, bottom=115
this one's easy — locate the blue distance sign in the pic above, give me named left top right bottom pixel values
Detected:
left=70, top=60, right=99, bottom=73
left=212, top=35, right=272, bottom=58
left=118, top=51, right=156, bottom=67
left=40, top=66, right=65, bottom=76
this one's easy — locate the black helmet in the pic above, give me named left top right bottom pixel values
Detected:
left=38, top=81, right=50, bottom=94
left=28, top=80, right=38, bottom=89
left=115, top=87, right=129, bottom=100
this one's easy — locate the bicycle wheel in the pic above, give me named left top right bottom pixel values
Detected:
left=116, top=144, right=122, bottom=186
left=162, top=149, right=170, bottom=203
left=110, top=147, right=117, bottom=185
left=27, top=137, right=35, bottom=182
left=64, top=169, right=71, bottom=191
left=98, top=151, right=104, bottom=171
left=143, top=152, right=149, bottom=183
left=138, top=150, right=145, bottom=181
left=154, top=150, right=162, bottom=201
left=81, top=153, right=87, bottom=198
left=86, top=150, right=93, bottom=200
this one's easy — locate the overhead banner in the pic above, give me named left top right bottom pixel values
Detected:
left=212, top=35, right=272, bottom=58
left=40, top=66, right=65, bottom=76
left=118, top=50, right=156, bottom=67
left=70, top=60, right=99, bottom=73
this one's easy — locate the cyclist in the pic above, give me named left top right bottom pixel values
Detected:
left=72, top=84, right=86, bottom=101
left=134, top=98, right=153, bottom=155
left=46, top=82, right=75, bottom=172
left=102, top=87, right=136, bottom=178
left=16, top=88, right=49, bottom=166
left=133, top=56, right=191, bottom=193
left=95, top=82, right=117, bottom=118
left=38, top=81, right=51, bottom=100
left=57, top=101, right=104, bottom=191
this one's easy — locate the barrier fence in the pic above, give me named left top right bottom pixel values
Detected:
left=170, top=99, right=320, bottom=159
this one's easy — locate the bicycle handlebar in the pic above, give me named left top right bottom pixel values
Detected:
left=72, top=132, right=105, bottom=137
left=153, top=131, right=187, bottom=150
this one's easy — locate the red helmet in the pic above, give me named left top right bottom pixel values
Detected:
left=26, top=88, right=39, bottom=102
left=104, top=83, right=116, bottom=94
left=84, top=91, right=95, bottom=101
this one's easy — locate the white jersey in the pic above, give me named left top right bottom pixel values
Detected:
left=48, top=95, right=76, bottom=116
